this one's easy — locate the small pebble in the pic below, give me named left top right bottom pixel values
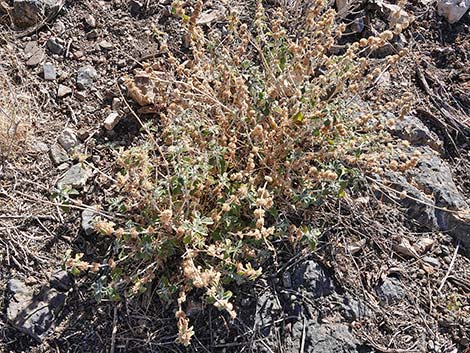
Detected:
left=86, top=29, right=99, bottom=40
left=57, top=84, right=72, bottom=98
left=111, top=97, right=121, bottom=110
left=46, top=37, right=64, bottom=55
left=73, top=50, right=84, bottom=60
left=104, top=111, right=120, bottom=130
left=84, top=14, right=96, bottom=28
left=99, top=40, right=113, bottom=50
left=43, top=63, right=57, bottom=80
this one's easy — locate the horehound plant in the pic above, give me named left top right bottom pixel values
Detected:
left=70, top=0, right=414, bottom=345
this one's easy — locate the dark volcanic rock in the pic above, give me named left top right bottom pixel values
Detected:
left=6, top=279, right=66, bottom=341
left=286, top=321, right=361, bottom=353
left=384, top=146, right=470, bottom=248
left=46, top=37, right=65, bottom=55
left=341, top=294, right=373, bottom=321
left=390, top=115, right=443, bottom=153
left=255, top=289, right=282, bottom=337
left=384, top=171, right=438, bottom=227
left=375, top=277, right=405, bottom=305
left=50, top=270, right=72, bottom=292
left=292, top=260, right=334, bottom=298
left=13, top=0, right=61, bottom=28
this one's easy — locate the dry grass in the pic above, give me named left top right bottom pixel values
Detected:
left=0, top=35, right=35, bottom=162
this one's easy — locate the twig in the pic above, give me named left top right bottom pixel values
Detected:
left=35, top=216, right=55, bottom=239
left=360, top=331, right=421, bottom=353
left=438, top=243, right=459, bottom=293
left=110, top=305, right=118, bottom=353
left=65, top=38, right=72, bottom=59
left=0, top=214, right=56, bottom=220
left=128, top=50, right=164, bottom=70
left=365, top=176, right=470, bottom=216
left=299, top=313, right=306, bottom=353
left=11, top=189, right=117, bottom=219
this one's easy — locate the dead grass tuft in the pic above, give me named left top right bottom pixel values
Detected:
left=0, top=36, right=35, bottom=161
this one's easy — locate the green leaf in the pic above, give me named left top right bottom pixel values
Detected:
left=338, top=189, right=346, bottom=198
left=111, top=268, right=123, bottom=281
left=109, top=288, right=121, bottom=301
left=279, top=53, right=287, bottom=71
left=293, top=111, right=304, bottom=123
left=71, top=267, right=80, bottom=276
left=223, top=290, right=233, bottom=300
left=183, top=233, right=192, bottom=244
left=302, top=226, right=320, bottom=251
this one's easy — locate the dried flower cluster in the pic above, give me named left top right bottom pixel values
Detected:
left=70, top=0, right=414, bottom=345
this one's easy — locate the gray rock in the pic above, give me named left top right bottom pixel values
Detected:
left=76, top=65, right=97, bottom=90
left=292, top=260, right=334, bottom=298
left=30, top=141, right=49, bottom=153
left=25, top=46, right=46, bottom=67
left=53, top=19, right=65, bottom=33
left=384, top=146, right=470, bottom=248
left=57, top=164, right=88, bottom=189
left=42, top=62, right=56, bottom=80
left=130, top=0, right=143, bottom=16
left=375, top=278, right=405, bottom=305
left=57, top=162, right=70, bottom=171
left=411, top=150, right=470, bottom=247
left=98, top=40, right=113, bottom=51
left=12, top=0, right=61, bottom=28
left=50, top=270, right=72, bottom=291
left=422, top=256, right=441, bottom=268
left=255, top=289, right=282, bottom=337
left=57, top=84, right=72, bottom=98
left=58, top=128, right=78, bottom=151
left=84, top=14, right=96, bottom=28
left=384, top=170, right=438, bottom=228
left=286, top=321, right=360, bottom=353
left=49, top=145, right=69, bottom=165
left=81, top=208, right=98, bottom=236
left=24, top=41, right=38, bottom=54
left=341, top=295, right=373, bottom=321
left=437, top=0, right=470, bottom=24
left=104, top=111, right=120, bottom=130
left=389, top=115, right=443, bottom=153
left=413, top=152, right=466, bottom=208
left=8, top=279, right=30, bottom=296
left=46, top=37, right=64, bottom=55
left=6, top=279, right=65, bottom=341
left=111, top=97, right=121, bottom=110
left=371, top=33, right=406, bottom=58
left=254, top=285, right=361, bottom=352
left=86, top=29, right=99, bottom=40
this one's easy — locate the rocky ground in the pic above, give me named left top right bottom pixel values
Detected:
left=0, top=0, right=469, bottom=352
